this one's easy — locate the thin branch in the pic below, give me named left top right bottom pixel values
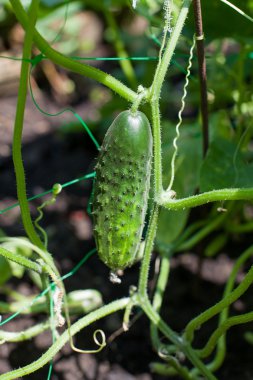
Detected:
left=193, top=0, right=209, bottom=156
left=10, top=0, right=137, bottom=103
left=159, top=187, right=253, bottom=210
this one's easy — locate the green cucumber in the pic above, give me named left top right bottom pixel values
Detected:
left=93, top=110, right=152, bottom=272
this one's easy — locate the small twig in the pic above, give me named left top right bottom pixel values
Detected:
left=193, top=0, right=209, bottom=156
left=107, top=311, right=143, bottom=344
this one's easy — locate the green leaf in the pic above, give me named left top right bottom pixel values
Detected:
left=209, top=111, right=234, bottom=143
left=187, top=0, right=253, bottom=40
left=200, top=138, right=253, bottom=192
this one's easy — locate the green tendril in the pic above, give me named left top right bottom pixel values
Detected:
left=167, top=34, right=196, bottom=192
left=0, top=172, right=95, bottom=215
left=34, top=184, right=62, bottom=249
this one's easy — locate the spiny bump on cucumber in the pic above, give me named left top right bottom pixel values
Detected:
left=92, top=110, right=153, bottom=273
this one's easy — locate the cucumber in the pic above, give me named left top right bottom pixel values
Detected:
left=93, top=110, right=152, bottom=272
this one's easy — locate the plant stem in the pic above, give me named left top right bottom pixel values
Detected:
left=1, top=237, right=57, bottom=278
left=150, top=251, right=171, bottom=350
left=226, top=221, right=253, bottom=233
left=140, top=300, right=217, bottom=380
left=0, top=321, right=50, bottom=343
left=176, top=208, right=230, bottom=251
left=10, top=0, right=137, bottom=103
left=0, top=289, right=101, bottom=315
left=151, top=361, right=192, bottom=380
left=150, top=362, right=178, bottom=377
left=12, top=0, right=44, bottom=250
left=150, top=0, right=192, bottom=99
left=138, top=205, right=159, bottom=298
left=193, top=0, right=209, bottom=156
left=199, top=245, right=253, bottom=372
left=198, top=311, right=253, bottom=359
left=159, top=187, right=253, bottom=210
left=149, top=0, right=192, bottom=196
left=184, top=264, right=253, bottom=342
left=0, top=246, right=42, bottom=273
left=0, top=298, right=129, bottom=379
left=151, top=99, right=163, bottom=195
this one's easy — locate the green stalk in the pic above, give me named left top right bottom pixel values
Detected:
left=198, top=245, right=253, bottom=372
left=10, top=0, right=137, bottom=103
left=150, top=0, right=192, bottom=99
left=11, top=0, right=43, bottom=250
left=138, top=205, right=159, bottom=297
left=176, top=209, right=230, bottom=251
left=151, top=361, right=192, bottom=380
left=198, top=311, right=253, bottom=359
left=149, top=0, right=192, bottom=197
left=0, top=298, right=129, bottom=379
left=140, top=300, right=217, bottom=380
left=226, top=221, right=253, bottom=233
left=184, top=264, right=253, bottom=343
left=1, top=237, right=60, bottom=285
left=0, top=321, right=50, bottom=343
left=0, top=246, right=42, bottom=273
left=159, top=188, right=253, bottom=210
left=151, top=99, right=163, bottom=195
left=150, top=251, right=171, bottom=350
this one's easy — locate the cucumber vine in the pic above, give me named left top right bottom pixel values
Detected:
left=1, top=0, right=253, bottom=379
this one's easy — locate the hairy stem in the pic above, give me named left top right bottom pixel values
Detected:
left=184, top=264, right=253, bottom=342
left=0, top=298, right=129, bottom=379
left=151, top=99, right=163, bottom=195
left=11, top=0, right=44, bottom=250
left=0, top=321, right=50, bottom=343
left=138, top=205, right=159, bottom=297
left=10, top=0, right=137, bottom=103
left=150, top=0, right=192, bottom=99
left=176, top=207, right=231, bottom=251
left=193, top=0, right=209, bottom=155
left=151, top=362, right=192, bottom=380
left=149, top=0, right=192, bottom=196
left=0, top=246, right=42, bottom=273
left=159, top=187, right=253, bottom=210
left=198, top=311, right=253, bottom=359
left=150, top=252, right=171, bottom=350
left=198, top=245, right=253, bottom=372
left=140, top=300, right=217, bottom=380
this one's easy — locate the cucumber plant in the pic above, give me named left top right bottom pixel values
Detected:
left=1, top=1, right=253, bottom=380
